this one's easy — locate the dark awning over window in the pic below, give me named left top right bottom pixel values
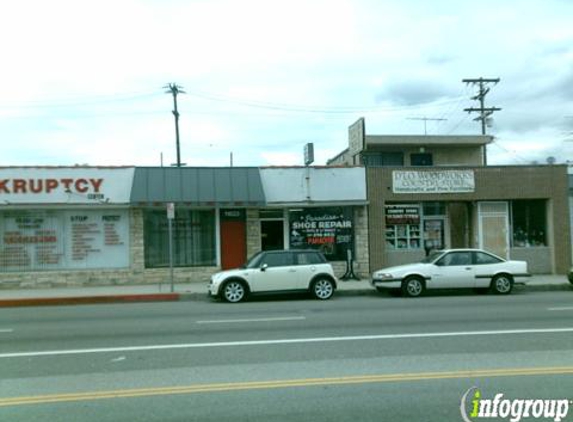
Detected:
left=131, top=167, right=266, bottom=206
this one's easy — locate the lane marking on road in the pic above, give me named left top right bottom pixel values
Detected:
left=548, top=307, right=573, bottom=311
left=196, top=316, right=306, bottom=324
left=1, top=327, right=573, bottom=359
left=2, top=366, right=573, bottom=408
left=0, top=329, right=14, bottom=333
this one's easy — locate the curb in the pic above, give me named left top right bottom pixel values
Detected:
left=0, top=284, right=570, bottom=308
left=0, top=293, right=180, bottom=308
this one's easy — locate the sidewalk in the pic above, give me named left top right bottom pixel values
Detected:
left=0, top=275, right=570, bottom=307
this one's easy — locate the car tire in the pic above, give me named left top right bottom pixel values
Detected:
left=568, top=271, right=573, bottom=285
left=221, top=280, right=248, bottom=303
left=402, top=276, right=424, bottom=298
left=491, top=274, right=513, bottom=295
left=311, top=278, right=335, bottom=300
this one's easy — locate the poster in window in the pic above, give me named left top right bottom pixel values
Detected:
left=289, top=207, right=353, bottom=261
left=0, top=210, right=129, bottom=272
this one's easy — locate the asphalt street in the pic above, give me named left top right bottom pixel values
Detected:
left=1, top=290, right=573, bottom=421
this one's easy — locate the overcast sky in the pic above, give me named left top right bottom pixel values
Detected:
left=1, top=0, right=572, bottom=167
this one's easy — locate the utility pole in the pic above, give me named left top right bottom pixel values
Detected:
left=462, top=77, right=501, bottom=135
left=407, top=117, right=447, bottom=135
left=164, top=83, right=185, bottom=167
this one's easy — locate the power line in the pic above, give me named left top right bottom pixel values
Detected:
left=185, top=88, right=466, bottom=114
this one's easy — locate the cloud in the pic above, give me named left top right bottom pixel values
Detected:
left=375, top=79, right=457, bottom=106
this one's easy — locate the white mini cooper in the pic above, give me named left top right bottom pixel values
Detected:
left=209, top=249, right=337, bottom=303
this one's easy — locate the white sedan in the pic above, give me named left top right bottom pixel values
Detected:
left=371, top=249, right=530, bottom=297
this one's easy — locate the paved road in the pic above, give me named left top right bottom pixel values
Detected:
left=1, top=291, right=573, bottom=421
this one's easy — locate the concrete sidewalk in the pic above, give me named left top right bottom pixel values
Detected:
left=0, top=275, right=570, bottom=307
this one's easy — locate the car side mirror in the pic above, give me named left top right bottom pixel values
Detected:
left=260, top=263, right=268, bottom=272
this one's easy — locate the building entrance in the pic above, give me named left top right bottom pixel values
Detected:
left=261, top=220, right=284, bottom=251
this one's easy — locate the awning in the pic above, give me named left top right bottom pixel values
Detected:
left=131, top=167, right=266, bottom=206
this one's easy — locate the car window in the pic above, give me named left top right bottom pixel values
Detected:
left=295, top=252, right=323, bottom=265
left=473, top=251, right=503, bottom=265
left=437, top=251, right=471, bottom=266
left=261, top=252, right=293, bottom=268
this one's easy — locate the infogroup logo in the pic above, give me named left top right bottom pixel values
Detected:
left=460, top=387, right=571, bottom=422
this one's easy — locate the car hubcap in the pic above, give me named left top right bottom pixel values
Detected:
left=225, top=282, right=244, bottom=302
left=496, top=278, right=511, bottom=293
left=315, top=280, right=333, bottom=299
left=407, top=280, right=422, bottom=296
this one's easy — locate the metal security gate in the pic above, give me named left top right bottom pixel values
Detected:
left=478, top=202, right=509, bottom=259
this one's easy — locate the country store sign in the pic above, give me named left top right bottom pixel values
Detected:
left=393, top=170, right=475, bottom=194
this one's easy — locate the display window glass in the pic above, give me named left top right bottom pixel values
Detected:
left=143, top=209, right=216, bottom=268
left=385, top=204, right=421, bottom=250
left=511, top=200, right=547, bottom=247
left=0, top=209, right=129, bottom=272
left=288, top=207, right=353, bottom=261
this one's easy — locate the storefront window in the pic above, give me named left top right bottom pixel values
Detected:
left=0, top=210, right=130, bottom=272
left=288, top=207, right=353, bottom=261
left=144, top=209, right=216, bottom=267
left=511, top=200, right=547, bottom=247
left=385, top=204, right=422, bottom=250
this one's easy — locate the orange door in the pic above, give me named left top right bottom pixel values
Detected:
left=220, top=220, right=246, bottom=270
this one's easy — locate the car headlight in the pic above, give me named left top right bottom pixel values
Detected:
left=374, top=272, right=394, bottom=280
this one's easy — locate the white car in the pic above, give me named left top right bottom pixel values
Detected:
left=371, top=249, right=530, bottom=297
left=209, top=249, right=337, bottom=303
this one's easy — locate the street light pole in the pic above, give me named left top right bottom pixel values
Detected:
left=164, top=83, right=185, bottom=167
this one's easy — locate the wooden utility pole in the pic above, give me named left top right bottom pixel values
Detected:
left=164, top=83, right=185, bottom=167
left=462, top=77, right=501, bottom=135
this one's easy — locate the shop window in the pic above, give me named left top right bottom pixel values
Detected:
left=0, top=210, right=130, bottom=272
left=289, top=207, right=353, bottom=261
left=144, top=209, right=216, bottom=268
left=385, top=204, right=421, bottom=250
left=423, top=202, right=446, bottom=216
left=362, top=152, right=404, bottom=167
left=410, top=153, right=433, bottom=166
left=511, top=200, right=547, bottom=247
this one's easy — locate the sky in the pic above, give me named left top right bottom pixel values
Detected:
left=1, top=0, right=572, bottom=168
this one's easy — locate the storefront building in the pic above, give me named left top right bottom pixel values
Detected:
left=368, top=166, right=570, bottom=274
left=329, top=118, right=571, bottom=274
left=0, top=166, right=368, bottom=288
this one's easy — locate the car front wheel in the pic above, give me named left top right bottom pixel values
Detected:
left=311, top=278, right=335, bottom=300
left=491, top=274, right=513, bottom=295
left=221, top=280, right=247, bottom=303
left=402, top=276, right=424, bottom=297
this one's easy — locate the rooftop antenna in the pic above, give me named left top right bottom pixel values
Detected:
left=406, top=117, right=447, bottom=135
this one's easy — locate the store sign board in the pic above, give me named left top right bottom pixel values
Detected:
left=0, top=209, right=129, bottom=271
left=289, top=207, right=353, bottom=260
left=0, top=168, right=135, bottom=204
left=385, top=204, right=420, bottom=224
left=392, top=170, right=475, bottom=194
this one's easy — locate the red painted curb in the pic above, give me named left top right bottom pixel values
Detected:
left=0, top=293, right=180, bottom=308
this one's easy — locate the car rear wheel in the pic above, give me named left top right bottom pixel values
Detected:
left=491, top=274, right=513, bottom=295
left=221, top=280, right=247, bottom=303
left=402, top=276, right=424, bottom=298
left=311, top=278, right=335, bottom=300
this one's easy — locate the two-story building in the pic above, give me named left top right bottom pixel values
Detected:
left=328, top=118, right=570, bottom=274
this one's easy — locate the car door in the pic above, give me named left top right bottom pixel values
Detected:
left=293, top=251, right=323, bottom=289
left=472, top=251, right=505, bottom=288
left=249, top=252, right=297, bottom=292
left=431, top=251, right=475, bottom=289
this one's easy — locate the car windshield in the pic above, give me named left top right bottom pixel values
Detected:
left=243, top=251, right=265, bottom=269
left=420, top=250, right=445, bottom=264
